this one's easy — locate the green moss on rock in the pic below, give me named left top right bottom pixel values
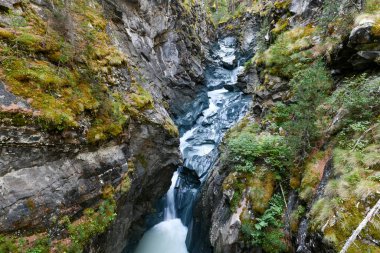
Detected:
left=309, top=140, right=380, bottom=252
left=0, top=185, right=117, bottom=252
left=127, top=82, right=154, bottom=110
left=255, top=26, right=316, bottom=79
left=272, top=18, right=289, bottom=35
left=0, top=0, right=143, bottom=143
left=299, top=151, right=330, bottom=201
left=273, top=0, right=291, bottom=10
left=0, top=0, right=177, bottom=143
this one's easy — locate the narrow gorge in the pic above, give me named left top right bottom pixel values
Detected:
left=134, top=36, right=251, bottom=253
left=0, top=0, right=379, bottom=253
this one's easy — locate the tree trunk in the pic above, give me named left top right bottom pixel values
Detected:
left=339, top=198, right=380, bottom=253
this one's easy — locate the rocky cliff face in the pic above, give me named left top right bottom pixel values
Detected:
left=0, top=0, right=214, bottom=251
left=102, top=0, right=215, bottom=119
left=193, top=0, right=380, bottom=253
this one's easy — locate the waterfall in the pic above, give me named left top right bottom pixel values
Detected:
left=133, top=36, right=251, bottom=253
left=164, top=172, right=179, bottom=220
left=135, top=171, right=187, bottom=253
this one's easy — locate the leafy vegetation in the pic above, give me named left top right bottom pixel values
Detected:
left=227, top=131, right=291, bottom=174
left=222, top=120, right=290, bottom=214
left=205, top=0, right=246, bottom=23
left=255, top=26, right=316, bottom=79
left=322, top=75, right=380, bottom=133
left=0, top=185, right=117, bottom=253
left=241, top=194, right=286, bottom=253
left=223, top=2, right=380, bottom=251
left=205, top=0, right=291, bottom=24
left=66, top=198, right=117, bottom=252
left=268, top=61, right=333, bottom=160
left=309, top=139, right=380, bottom=252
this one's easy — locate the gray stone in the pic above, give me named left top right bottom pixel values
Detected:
left=357, top=51, right=380, bottom=62
left=0, top=0, right=21, bottom=10
left=289, top=0, right=323, bottom=24
left=349, top=22, right=376, bottom=46
left=0, top=82, right=30, bottom=110
left=236, top=66, right=260, bottom=94
left=290, top=0, right=322, bottom=16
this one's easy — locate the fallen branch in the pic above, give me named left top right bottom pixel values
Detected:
left=280, top=183, right=287, bottom=209
left=339, top=198, right=380, bottom=253
left=352, top=124, right=379, bottom=151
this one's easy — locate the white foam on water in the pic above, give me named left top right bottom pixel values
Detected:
left=134, top=36, right=248, bottom=253
left=231, top=66, right=244, bottom=84
left=202, top=89, right=228, bottom=118
left=180, top=89, right=228, bottom=155
left=192, top=144, right=214, bottom=156
left=135, top=171, right=188, bottom=253
left=134, top=219, right=188, bottom=253
left=180, top=127, right=197, bottom=154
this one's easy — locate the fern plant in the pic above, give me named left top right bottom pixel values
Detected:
left=241, top=194, right=287, bottom=253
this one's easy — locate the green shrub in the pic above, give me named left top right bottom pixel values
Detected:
left=269, top=61, right=332, bottom=159
left=224, top=120, right=290, bottom=213
left=325, top=75, right=380, bottom=129
left=0, top=236, right=18, bottom=253
left=26, top=237, right=50, bottom=253
left=241, top=194, right=286, bottom=253
left=235, top=161, right=256, bottom=173
left=318, top=1, right=340, bottom=33
left=0, top=235, right=51, bottom=253
left=319, top=74, right=380, bottom=151
left=364, top=0, right=380, bottom=13
left=227, top=131, right=291, bottom=175
left=68, top=198, right=116, bottom=251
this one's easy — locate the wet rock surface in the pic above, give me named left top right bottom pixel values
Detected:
left=190, top=159, right=236, bottom=253
left=217, top=13, right=260, bottom=62
left=180, top=36, right=252, bottom=253
left=103, top=0, right=215, bottom=120
left=129, top=35, right=252, bottom=253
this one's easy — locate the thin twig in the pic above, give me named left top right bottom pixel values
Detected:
left=280, top=183, right=287, bottom=209
left=352, top=123, right=379, bottom=151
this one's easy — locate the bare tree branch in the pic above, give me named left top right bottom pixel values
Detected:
left=352, top=123, right=379, bottom=151
left=339, top=198, right=380, bottom=253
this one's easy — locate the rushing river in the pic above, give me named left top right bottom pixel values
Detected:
left=133, top=36, right=251, bottom=253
